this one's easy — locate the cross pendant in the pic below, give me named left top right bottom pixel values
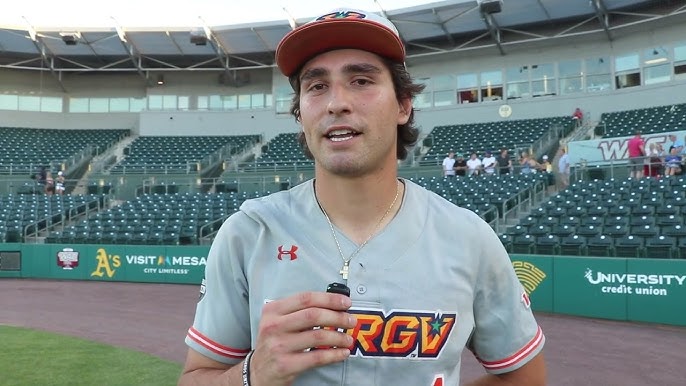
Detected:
left=339, top=261, right=350, bottom=280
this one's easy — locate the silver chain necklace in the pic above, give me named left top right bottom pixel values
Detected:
left=318, top=180, right=400, bottom=281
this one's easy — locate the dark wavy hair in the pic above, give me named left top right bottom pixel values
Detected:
left=289, top=58, right=425, bottom=160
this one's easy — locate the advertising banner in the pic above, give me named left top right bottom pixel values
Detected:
left=553, top=257, right=628, bottom=320
left=511, top=255, right=553, bottom=313
left=567, top=130, right=686, bottom=166
left=626, top=259, right=686, bottom=326
left=16, top=244, right=209, bottom=285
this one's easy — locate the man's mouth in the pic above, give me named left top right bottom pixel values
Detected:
left=326, top=129, right=360, bottom=142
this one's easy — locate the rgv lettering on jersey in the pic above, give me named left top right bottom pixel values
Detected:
left=320, top=308, right=456, bottom=359
left=585, top=269, right=686, bottom=296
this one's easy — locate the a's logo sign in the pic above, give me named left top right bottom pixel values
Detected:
left=277, top=245, right=298, bottom=261
left=57, top=248, right=79, bottom=270
left=317, top=11, right=366, bottom=21
left=513, top=261, right=547, bottom=295
left=90, top=248, right=121, bottom=278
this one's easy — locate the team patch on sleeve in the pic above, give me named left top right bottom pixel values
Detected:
left=186, top=327, right=250, bottom=359
left=477, top=326, right=544, bottom=371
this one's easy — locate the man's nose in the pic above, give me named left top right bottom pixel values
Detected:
left=327, top=83, right=352, bottom=115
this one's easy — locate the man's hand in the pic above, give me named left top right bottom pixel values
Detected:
left=250, top=291, right=357, bottom=386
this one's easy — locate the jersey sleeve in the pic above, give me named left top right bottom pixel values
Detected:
left=467, top=217, right=544, bottom=374
left=184, top=211, right=256, bottom=365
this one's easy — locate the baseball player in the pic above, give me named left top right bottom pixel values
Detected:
left=180, top=8, right=545, bottom=386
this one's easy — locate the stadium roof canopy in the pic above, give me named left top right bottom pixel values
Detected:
left=0, top=0, right=684, bottom=83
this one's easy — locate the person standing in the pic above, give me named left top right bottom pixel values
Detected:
left=179, top=8, right=545, bottom=386
left=558, top=148, right=571, bottom=189
left=627, top=130, right=645, bottom=180
left=55, top=171, right=66, bottom=195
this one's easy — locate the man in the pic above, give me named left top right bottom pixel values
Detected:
left=497, top=148, right=512, bottom=175
left=482, top=150, right=497, bottom=175
left=442, top=151, right=456, bottom=177
left=558, top=148, right=570, bottom=189
left=466, top=151, right=483, bottom=176
left=627, top=130, right=645, bottom=180
left=179, top=8, right=545, bottom=386
left=454, top=152, right=468, bottom=177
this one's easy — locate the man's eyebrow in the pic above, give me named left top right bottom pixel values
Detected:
left=300, top=62, right=383, bottom=83
left=299, top=67, right=328, bottom=84
left=342, top=63, right=383, bottom=75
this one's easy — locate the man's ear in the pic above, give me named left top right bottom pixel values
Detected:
left=397, top=97, right=412, bottom=125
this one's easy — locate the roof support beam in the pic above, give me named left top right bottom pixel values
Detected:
left=591, top=0, right=613, bottom=41
left=23, top=18, right=66, bottom=92
left=481, top=11, right=504, bottom=55
left=432, top=8, right=456, bottom=47
left=200, top=19, right=234, bottom=81
left=112, top=18, right=148, bottom=82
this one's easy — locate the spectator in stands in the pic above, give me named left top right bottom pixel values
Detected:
left=497, top=148, right=512, bottom=175
left=44, top=171, right=55, bottom=195
left=481, top=150, right=497, bottom=175
left=453, top=152, right=467, bottom=177
left=519, top=151, right=540, bottom=174
left=541, top=155, right=553, bottom=173
left=668, top=134, right=684, bottom=155
left=627, top=130, right=646, bottom=180
left=664, top=146, right=682, bottom=176
left=557, top=148, right=570, bottom=189
left=572, top=108, right=583, bottom=127
left=466, top=152, right=482, bottom=176
left=644, top=143, right=663, bottom=178
left=442, top=151, right=456, bottom=178
left=541, top=155, right=554, bottom=187
left=33, top=165, right=47, bottom=186
left=55, top=171, right=66, bottom=195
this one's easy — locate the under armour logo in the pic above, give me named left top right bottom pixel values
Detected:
left=277, top=245, right=299, bottom=261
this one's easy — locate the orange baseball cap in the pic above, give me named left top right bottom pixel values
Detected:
left=275, top=8, right=406, bottom=78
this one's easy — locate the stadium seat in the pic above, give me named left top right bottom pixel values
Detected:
left=613, top=235, right=644, bottom=258
left=512, top=234, right=535, bottom=254
left=535, top=235, right=560, bottom=255
left=560, top=235, right=586, bottom=256
left=645, top=235, right=677, bottom=259
left=586, top=235, right=614, bottom=257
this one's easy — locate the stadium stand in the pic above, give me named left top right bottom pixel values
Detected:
left=597, top=103, right=686, bottom=138
left=420, top=116, right=573, bottom=166
left=245, top=133, right=313, bottom=170
left=505, top=176, right=686, bottom=258
left=1, top=194, right=103, bottom=243
left=109, top=135, right=259, bottom=174
left=44, top=191, right=266, bottom=245
left=409, top=173, right=548, bottom=224
left=0, top=127, right=129, bottom=175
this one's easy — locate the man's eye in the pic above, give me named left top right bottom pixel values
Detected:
left=308, top=83, right=326, bottom=91
left=353, top=79, right=371, bottom=86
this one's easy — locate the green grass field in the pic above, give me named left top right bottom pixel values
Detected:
left=0, top=325, right=182, bottom=386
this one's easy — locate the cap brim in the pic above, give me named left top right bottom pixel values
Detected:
left=276, top=19, right=405, bottom=77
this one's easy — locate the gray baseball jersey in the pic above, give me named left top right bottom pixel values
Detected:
left=186, top=178, right=544, bottom=385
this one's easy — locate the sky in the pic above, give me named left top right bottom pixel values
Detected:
left=2, top=0, right=445, bottom=29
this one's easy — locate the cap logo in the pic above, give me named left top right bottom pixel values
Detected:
left=317, top=10, right=366, bottom=21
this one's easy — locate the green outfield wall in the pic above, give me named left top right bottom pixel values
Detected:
left=2, top=244, right=685, bottom=326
